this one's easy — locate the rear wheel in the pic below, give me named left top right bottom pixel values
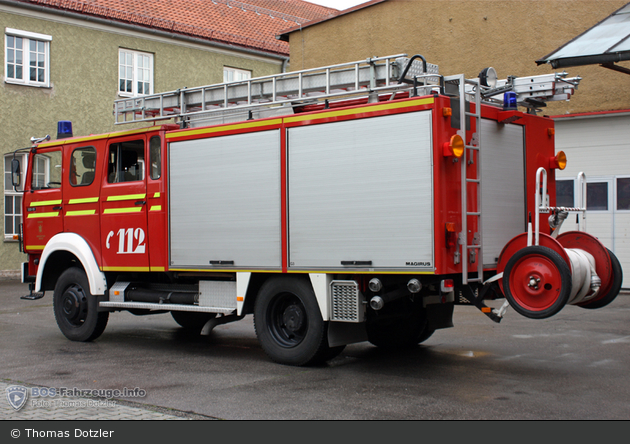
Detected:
left=171, top=311, right=216, bottom=330
left=367, top=299, right=434, bottom=349
left=53, top=267, right=109, bottom=342
left=254, top=276, right=334, bottom=366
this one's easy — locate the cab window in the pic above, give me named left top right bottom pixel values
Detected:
left=31, top=149, right=62, bottom=189
left=70, top=147, right=96, bottom=186
left=149, top=136, right=161, bottom=180
left=107, top=140, right=144, bottom=183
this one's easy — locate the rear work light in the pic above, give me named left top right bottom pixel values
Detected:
left=443, top=134, right=464, bottom=158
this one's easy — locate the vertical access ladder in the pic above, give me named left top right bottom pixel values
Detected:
left=444, top=75, right=483, bottom=285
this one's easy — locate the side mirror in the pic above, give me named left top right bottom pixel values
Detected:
left=11, top=158, right=21, bottom=189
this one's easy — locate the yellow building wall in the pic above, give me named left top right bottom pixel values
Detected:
left=287, top=0, right=630, bottom=115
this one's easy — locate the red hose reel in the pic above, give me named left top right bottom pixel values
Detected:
left=497, top=230, right=622, bottom=319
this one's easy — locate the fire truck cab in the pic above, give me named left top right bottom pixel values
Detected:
left=14, top=55, right=623, bottom=366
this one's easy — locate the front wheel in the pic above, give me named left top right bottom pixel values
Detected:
left=254, top=277, right=333, bottom=366
left=53, top=267, right=109, bottom=342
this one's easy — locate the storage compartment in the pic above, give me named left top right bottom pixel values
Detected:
left=287, top=111, right=434, bottom=270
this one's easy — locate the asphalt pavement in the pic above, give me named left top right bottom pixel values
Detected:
left=2, top=278, right=630, bottom=420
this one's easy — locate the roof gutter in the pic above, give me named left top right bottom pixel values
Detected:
left=1, top=0, right=290, bottom=64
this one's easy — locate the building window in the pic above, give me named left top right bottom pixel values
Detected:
left=119, top=49, right=153, bottom=96
left=4, top=153, right=27, bottom=240
left=223, top=67, right=251, bottom=83
left=556, top=179, right=574, bottom=208
left=587, top=182, right=609, bottom=211
left=617, top=177, right=630, bottom=211
left=4, top=28, right=52, bottom=87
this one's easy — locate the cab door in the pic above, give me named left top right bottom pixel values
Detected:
left=100, top=135, right=150, bottom=272
left=23, top=147, right=64, bottom=251
left=63, top=143, right=102, bottom=256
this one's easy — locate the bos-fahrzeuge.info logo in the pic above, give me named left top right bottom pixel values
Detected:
left=6, top=385, right=146, bottom=411
left=6, top=386, right=28, bottom=411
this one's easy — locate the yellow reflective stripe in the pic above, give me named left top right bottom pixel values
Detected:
left=101, top=266, right=150, bottom=272
left=27, top=212, right=59, bottom=218
left=66, top=210, right=96, bottom=216
left=68, top=197, right=99, bottom=204
left=150, top=266, right=165, bottom=272
left=106, top=194, right=146, bottom=202
left=283, top=97, right=435, bottom=123
left=153, top=192, right=160, bottom=198
left=103, top=207, right=142, bottom=214
left=149, top=205, right=161, bottom=212
left=29, top=200, right=62, bottom=207
left=26, top=245, right=46, bottom=250
left=167, top=118, right=282, bottom=139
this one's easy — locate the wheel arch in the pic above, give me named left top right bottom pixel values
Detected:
left=239, top=273, right=329, bottom=321
left=37, top=233, right=107, bottom=295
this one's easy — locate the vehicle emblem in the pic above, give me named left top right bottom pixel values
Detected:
left=6, top=385, right=28, bottom=411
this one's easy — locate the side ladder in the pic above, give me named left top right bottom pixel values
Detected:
left=445, top=75, right=483, bottom=285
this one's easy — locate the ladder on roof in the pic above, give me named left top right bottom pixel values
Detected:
left=113, top=54, right=441, bottom=127
left=445, top=74, right=484, bottom=285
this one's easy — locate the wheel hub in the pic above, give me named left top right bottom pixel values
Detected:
left=527, top=275, right=541, bottom=290
left=283, top=304, right=304, bottom=333
left=61, top=285, right=87, bottom=325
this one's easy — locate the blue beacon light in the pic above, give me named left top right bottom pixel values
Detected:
left=57, top=120, right=73, bottom=139
left=503, top=91, right=518, bottom=110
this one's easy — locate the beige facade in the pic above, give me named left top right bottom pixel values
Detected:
left=284, top=0, right=630, bottom=115
left=1, top=3, right=286, bottom=273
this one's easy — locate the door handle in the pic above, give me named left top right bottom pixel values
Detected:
left=53, top=206, right=62, bottom=210
left=135, top=201, right=146, bottom=206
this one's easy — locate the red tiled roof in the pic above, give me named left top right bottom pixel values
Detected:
left=14, top=0, right=339, bottom=56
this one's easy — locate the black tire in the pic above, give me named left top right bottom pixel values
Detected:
left=171, top=311, right=216, bottom=330
left=503, top=245, right=572, bottom=319
left=367, top=309, right=434, bottom=349
left=53, top=267, right=109, bottom=342
left=254, top=276, right=333, bottom=366
left=579, top=248, right=623, bottom=310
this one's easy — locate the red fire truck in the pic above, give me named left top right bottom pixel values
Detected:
left=11, top=55, right=623, bottom=366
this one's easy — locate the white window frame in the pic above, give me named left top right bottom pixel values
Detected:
left=118, top=49, right=154, bottom=97
left=4, top=153, right=27, bottom=240
left=4, top=28, right=52, bottom=88
left=223, top=66, right=251, bottom=83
